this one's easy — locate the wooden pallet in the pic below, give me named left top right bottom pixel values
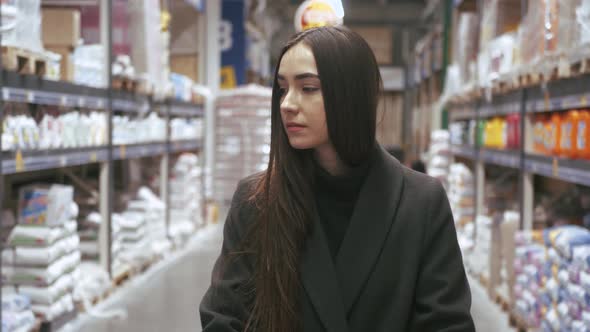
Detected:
left=494, top=291, right=510, bottom=312
left=113, top=265, right=133, bottom=286
left=113, top=76, right=138, bottom=92
left=1, top=46, right=47, bottom=76
left=508, top=310, right=531, bottom=332
left=479, top=274, right=489, bottom=289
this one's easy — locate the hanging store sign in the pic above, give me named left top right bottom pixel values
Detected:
left=221, top=0, right=246, bottom=88
left=294, top=0, right=343, bottom=32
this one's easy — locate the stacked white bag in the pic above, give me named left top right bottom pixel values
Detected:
left=427, top=130, right=452, bottom=189
left=466, top=215, right=493, bottom=279
left=1, top=185, right=80, bottom=323
left=169, top=153, right=202, bottom=245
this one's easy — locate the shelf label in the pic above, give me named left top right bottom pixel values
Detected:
left=552, top=158, right=559, bottom=177
left=581, top=95, right=588, bottom=107
left=15, top=150, right=25, bottom=172
left=26, top=91, right=34, bottom=103
left=120, top=145, right=127, bottom=159
left=90, top=152, right=97, bottom=163
left=544, top=91, right=551, bottom=110
left=60, top=156, right=67, bottom=166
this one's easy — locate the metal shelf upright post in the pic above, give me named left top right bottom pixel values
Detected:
left=99, top=0, right=114, bottom=277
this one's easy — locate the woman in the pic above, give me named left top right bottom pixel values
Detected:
left=200, top=26, right=475, bottom=332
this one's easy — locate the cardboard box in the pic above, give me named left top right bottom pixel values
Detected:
left=42, top=9, right=81, bottom=47
left=45, top=46, right=75, bottom=82
left=350, top=26, right=393, bottom=65
left=171, top=54, right=199, bottom=83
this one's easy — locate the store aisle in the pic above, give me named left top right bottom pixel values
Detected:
left=66, top=222, right=512, bottom=332
left=66, top=224, right=224, bottom=332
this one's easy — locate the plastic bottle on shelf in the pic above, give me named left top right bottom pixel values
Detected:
left=506, top=114, right=520, bottom=150
left=500, top=117, right=508, bottom=149
left=576, top=109, right=590, bottom=159
left=477, top=119, right=486, bottom=148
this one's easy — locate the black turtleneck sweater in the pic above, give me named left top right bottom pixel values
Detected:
left=314, top=160, right=371, bottom=259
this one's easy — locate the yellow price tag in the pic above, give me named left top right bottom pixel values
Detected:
left=552, top=157, right=559, bottom=177
left=15, top=150, right=25, bottom=172
left=581, top=95, right=588, bottom=107
left=90, top=152, right=97, bottom=162
left=120, top=145, right=126, bottom=159
left=544, top=91, right=551, bottom=110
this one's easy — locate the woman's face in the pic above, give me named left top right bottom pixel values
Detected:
left=277, top=43, right=329, bottom=151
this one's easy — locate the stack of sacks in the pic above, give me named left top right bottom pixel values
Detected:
left=427, top=130, right=451, bottom=189
left=448, top=164, right=475, bottom=227
left=512, top=231, right=547, bottom=330
left=1, top=294, right=36, bottom=332
left=72, top=262, right=111, bottom=307
left=1, top=184, right=80, bottom=323
left=467, top=215, right=493, bottom=278
left=496, top=211, right=519, bottom=303
left=169, top=154, right=202, bottom=244
left=114, top=212, right=150, bottom=269
left=539, top=226, right=590, bottom=331
left=130, top=186, right=171, bottom=255
left=77, top=212, right=123, bottom=270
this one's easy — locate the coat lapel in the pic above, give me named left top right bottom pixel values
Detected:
left=301, top=212, right=349, bottom=332
left=335, top=144, right=405, bottom=315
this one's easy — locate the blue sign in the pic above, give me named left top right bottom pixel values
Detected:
left=221, top=0, right=246, bottom=88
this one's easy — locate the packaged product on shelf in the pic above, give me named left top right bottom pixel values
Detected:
left=575, top=109, right=590, bottom=159
left=73, top=44, right=106, bottom=88
left=71, top=262, right=111, bottom=305
left=453, top=12, right=479, bottom=86
left=41, top=8, right=81, bottom=48
left=18, top=185, right=74, bottom=226
left=479, top=0, right=522, bottom=51
left=427, top=130, right=451, bottom=187
left=448, top=163, right=475, bottom=227
left=1, top=0, right=43, bottom=53
left=520, top=0, right=559, bottom=65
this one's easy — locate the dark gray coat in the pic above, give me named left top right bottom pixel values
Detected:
left=200, top=145, right=475, bottom=332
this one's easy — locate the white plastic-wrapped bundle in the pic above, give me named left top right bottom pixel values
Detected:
left=466, top=215, right=493, bottom=277
left=427, top=130, right=451, bottom=188
left=169, top=153, right=202, bottom=244
left=448, top=163, right=475, bottom=228
left=214, top=85, right=272, bottom=206
left=1, top=0, right=43, bottom=52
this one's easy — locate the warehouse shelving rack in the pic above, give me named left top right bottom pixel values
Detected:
left=447, top=74, right=590, bottom=230
left=0, top=0, right=206, bottom=279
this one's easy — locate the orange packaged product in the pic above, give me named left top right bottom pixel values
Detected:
left=575, top=110, right=590, bottom=159
left=559, top=111, right=578, bottom=158
left=546, top=113, right=562, bottom=155
left=533, top=115, right=545, bottom=154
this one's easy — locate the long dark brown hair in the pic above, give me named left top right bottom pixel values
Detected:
left=244, top=26, right=382, bottom=331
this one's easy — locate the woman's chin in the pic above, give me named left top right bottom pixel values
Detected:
left=288, top=138, right=315, bottom=150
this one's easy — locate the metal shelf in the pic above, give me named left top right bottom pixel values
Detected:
left=2, top=146, right=109, bottom=174
left=479, top=148, right=521, bottom=169
left=479, top=90, right=521, bottom=118
left=526, top=75, right=590, bottom=113
left=448, top=102, right=477, bottom=121
left=112, top=142, right=168, bottom=160
left=450, top=145, right=477, bottom=160
left=170, top=139, right=203, bottom=153
left=524, top=154, right=590, bottom=187
left=1, top=140, right=203, bottom=174
left=169, top=100, right=204, bottom=117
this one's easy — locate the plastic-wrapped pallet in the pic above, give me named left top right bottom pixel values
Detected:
left=427, top=130, right=451, bottom=189
left=1, top=0, right=44, bottom=52
left=169, top=153, right=202, bottom=245
left=1, top=184, right=80, bottom=324
left=512, top=225, right=590, bottom=331
left=213, top=85, right=272, bottom=206
left=448, top=163, right=475, bottom=228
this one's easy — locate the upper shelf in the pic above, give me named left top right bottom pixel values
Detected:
left=1, top=140, right=203, bottom=175
left=1, top=71, right=204, bottom=115
left=526, top=76, right=590, bottom=113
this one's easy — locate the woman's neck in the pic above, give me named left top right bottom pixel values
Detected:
left=314, top=143, right=349, bottom=176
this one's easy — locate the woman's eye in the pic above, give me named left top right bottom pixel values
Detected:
left=303, top=87, right=319, bottom=93
left=278, top=87, right=287, bottom=95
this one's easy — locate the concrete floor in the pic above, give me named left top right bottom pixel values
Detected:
left=64, top=223, right=514, bottom=332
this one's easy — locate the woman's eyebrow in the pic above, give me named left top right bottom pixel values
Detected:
left=277, top=73, right=319, bottom=81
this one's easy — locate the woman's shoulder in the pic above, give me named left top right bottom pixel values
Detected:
left=225, top=172, right=265, bottom=233
left=400, top=165, right=447, bottom=201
